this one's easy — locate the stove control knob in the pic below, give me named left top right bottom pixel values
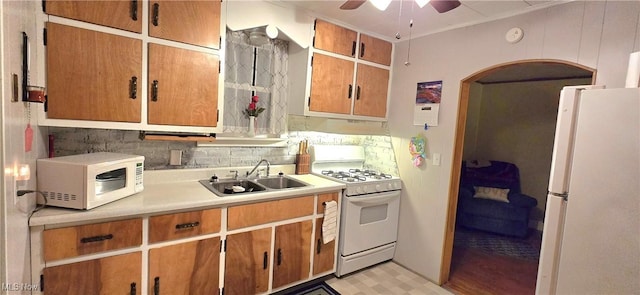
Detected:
left=375, top=184, right=382, bottom=192
left=356, top=186, right=364, bottom=194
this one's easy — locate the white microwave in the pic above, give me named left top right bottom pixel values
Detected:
left=37, top=152, right=144, bottom=210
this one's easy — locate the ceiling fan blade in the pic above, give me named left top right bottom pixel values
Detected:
left=340, top=0, right=366, bottom=10
left=430, top=0, right=461, bottom=13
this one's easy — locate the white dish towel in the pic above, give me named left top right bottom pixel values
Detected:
left=322, top=200, right=338, bottom=244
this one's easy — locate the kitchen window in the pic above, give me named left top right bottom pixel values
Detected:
left=223, top=30, right=288, bottom=135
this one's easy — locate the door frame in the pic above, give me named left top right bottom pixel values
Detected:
left=438, top=59, right=596, bottom=284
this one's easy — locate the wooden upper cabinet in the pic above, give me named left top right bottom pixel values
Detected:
left=273, top=221, right=312, bottom=289
left=148, top=237, right=220, bottom=295
left=314, top=19, right=357, bottom=57
left=353, top=64, right=390, bottom=118
left=148, top=43, right=219, bottom=127
left=359, top=34, right=392, bottom=66
left=309, top=53, right=354, bottom=115
left=148, top=0, right=221, bottom=49
left=46, top=22, right=142, bottom=123
left=45, top=0, right=142, bottom=33
left=225, top=228, right=272, bottom=295
left=43, top=252, right=141, bottom=295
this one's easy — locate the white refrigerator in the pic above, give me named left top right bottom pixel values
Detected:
left=536, top=86, right=640, bottom=294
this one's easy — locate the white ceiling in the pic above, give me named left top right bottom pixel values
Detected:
left=281, top=0, right=570, bottom=42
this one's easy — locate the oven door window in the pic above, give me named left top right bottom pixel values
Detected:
left=360, top=204, right=388, bottom=224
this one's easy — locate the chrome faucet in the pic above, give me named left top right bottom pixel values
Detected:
left=247, top=159, right=270, bottom=178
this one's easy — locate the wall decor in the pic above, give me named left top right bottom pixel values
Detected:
left=409, top=134, right=426, bottom=167
left=413, top=80, right=441, bottom=127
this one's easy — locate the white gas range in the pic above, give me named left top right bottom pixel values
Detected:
left=311, top=145, right=402, bottom=277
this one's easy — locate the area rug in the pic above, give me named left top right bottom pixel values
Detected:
left=286, top=281, right=341, bottom=295
left=454, top=227, right=541, bottom=261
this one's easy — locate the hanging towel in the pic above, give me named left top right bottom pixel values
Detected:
left=322, top=200, right=338, bottom=244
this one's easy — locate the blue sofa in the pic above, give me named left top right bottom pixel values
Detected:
left=456, top=160, right=538, bottom=238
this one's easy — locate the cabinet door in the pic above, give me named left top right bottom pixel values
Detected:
left=273, top=221, right=312, bottom=289
left=46, top=22, right=142, bottom=122
left=224, top=228, right=272, bottom=295
left=313, top=218, right=336, bottom=275
left=43, top=252, right=141, bottom=295
left=353, top=64, right=389, bottom=118
left=148, top=43, right=219, bottom=127
left=309, top=53, right=354, bottom=115
left=148, top=237, right=220, bottom=295
left=314, top=19, right=357, bottom=57
left=148, top=0, right=221, bottom=49
left=45, top=0, right=142, bottom=33
left=359, top=34, right=392, bottom=66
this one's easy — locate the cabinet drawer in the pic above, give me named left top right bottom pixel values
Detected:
left=43, top=218, right=142, bottom=261
left=228, top=196, right=314, bottom=230
left=149, top=208, right=221, bottom=243
left=317, top=192, right=339, bottom=215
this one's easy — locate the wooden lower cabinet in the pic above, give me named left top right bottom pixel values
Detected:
left=273, top=220, right=313, bottom=289
left=148, top=237, right=220, bottom=295
left=224, top=228, right=272, bottom=295
left=313, top=217, right=336, bottom=275
left=43, top=252, right=141, bottom=295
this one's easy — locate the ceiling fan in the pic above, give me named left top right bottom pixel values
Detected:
left=340, top=0, right=461, bottom=13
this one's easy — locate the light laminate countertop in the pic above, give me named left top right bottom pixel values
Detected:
left=29, top=166, right=344, bottom=227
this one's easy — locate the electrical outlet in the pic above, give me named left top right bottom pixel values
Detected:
left=170, top=150, right=182, bottom=166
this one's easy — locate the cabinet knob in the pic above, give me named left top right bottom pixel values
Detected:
left=348, top=84, right=353, bottom=99
left=80, top=234, right=113, bottom=244
left=152, top=3, right=160, bottom=26
left=130, top=76, right=137, bottom=99
left=317, top=239, right=321, bottom=254
left=277, top=248, right=282, bottom=266
left=356, top=85, right=361, bottom=100
left=153, top=277, right=160, bottom=295
left=151, top=80, right=159, bottom=101
left=130, top=282, right=136, bottom=295
left=131, top=0, right=138, bottom=21
left=351, top=41, right=356, bottom=57
left=175, top=221, right=200, bottom=230
left=263, top=251, right=268, bottom=270
left=360, top=42, right=365, bottom=58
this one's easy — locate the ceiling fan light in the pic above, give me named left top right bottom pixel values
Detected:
left=415, top=0, right=430, bottom=8
left=370, top=0, right=392, bottom=11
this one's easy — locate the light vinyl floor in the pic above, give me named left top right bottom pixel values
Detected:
left=326, top=261, right=452, bottom=295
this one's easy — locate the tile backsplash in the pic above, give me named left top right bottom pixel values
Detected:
left=49, top=126, right=399, bottom=175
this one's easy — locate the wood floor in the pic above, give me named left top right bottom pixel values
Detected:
left=443, top=246, right=539, bottom=295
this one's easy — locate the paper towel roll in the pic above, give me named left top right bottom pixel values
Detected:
left=626, top=51, right=640, bottom=88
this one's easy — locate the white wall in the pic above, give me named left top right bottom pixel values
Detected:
left=388, top=0, right=640, bottom=283
left=2, top=1, right=47, bottom=292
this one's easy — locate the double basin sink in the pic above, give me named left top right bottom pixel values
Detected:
left=199, top=175, right=309, bottom=197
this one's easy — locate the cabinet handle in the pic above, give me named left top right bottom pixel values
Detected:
left=131, top=0, right=138, bottom=21
left=151, top=80, right=159, bottom=101
left=351, top=41, right=356, bottom=57
left=130, top=76, right=137, bottom=99
left=317, top=239, right=321, bottom=254
left=80, top=234, right=113, bottom=244
left=356, top=85, right=361, bottom=100
left=130, top=282, right=136, bottom=295
left=360, top=42, right=365, bottom=58
left=152, top=3, right=159, bottom=26
left=175, top=221, right=200, bottom=230
left=263, top=251, right=268, bottom=270
left=277, top=248, right=282, bottom=266
left=153, top=277, right=159, bottom=295
left=348, top=84, right=352, bottom=99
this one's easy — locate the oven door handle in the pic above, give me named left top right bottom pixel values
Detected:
left=349, top=191, right=399, bottom=206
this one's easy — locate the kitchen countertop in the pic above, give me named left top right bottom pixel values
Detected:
left=29, top=165, right=345, bottom=227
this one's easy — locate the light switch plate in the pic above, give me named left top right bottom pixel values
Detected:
left=432, top=153, right=441, bottom=166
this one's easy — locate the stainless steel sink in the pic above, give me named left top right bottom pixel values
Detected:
left=199, top=179, right=267, bottom=196
left=199, top=176, right=309, bottom=197
left=254, top=176, right=308, bottom=189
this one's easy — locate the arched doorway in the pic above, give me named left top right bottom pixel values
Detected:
left=439, top=59, right=596, bottom=285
